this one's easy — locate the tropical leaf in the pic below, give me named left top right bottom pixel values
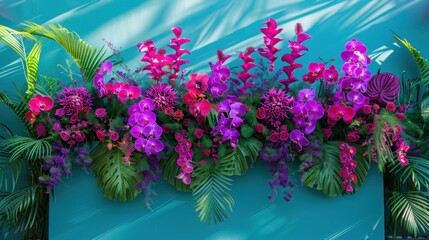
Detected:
left=192, top=170, right=234, bottom=224
left=23, top=22, right=107, bottom=81
left=0, top=25, right=35, bottom=59
left=25, top=41, right=42, bottom=95
left=0, top=135, right=51, bottom=163
left=161, top=150, right=191, bottom=192
left=302, top=141, right=370, bottom=197
left=0, top=185, right=47, bottom=236
left=206, top=110, right=219, bottom=129
left=394, top=35, right=429, bottom=122
left=392, top=156, right=429, bottom=191
left=218, top=137, right=262, bottom=176
left=302, top=141, right=343, bottom=197
left=89, top=143, right=141, bottom=201
left=0, top=148, right=22, bottom=192
left=387, top=191, right=429, bottom=237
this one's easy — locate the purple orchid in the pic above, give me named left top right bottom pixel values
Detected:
left=289, top=129, right=309, bottom=151
left=142, top=123, right=163, bottom=139
left=139, top=98, right=155, bottom=111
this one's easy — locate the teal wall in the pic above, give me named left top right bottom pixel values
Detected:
left=1, top=1, right=429, bottom=239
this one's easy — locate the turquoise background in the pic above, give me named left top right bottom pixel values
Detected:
left=1, top=0, right=429, bottom=239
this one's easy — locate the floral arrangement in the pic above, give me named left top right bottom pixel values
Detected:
left=1, top=18, right=428, bottom=238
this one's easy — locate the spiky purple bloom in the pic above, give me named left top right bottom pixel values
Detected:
left=57, top=87, right=93, bottom=116
left=259, top=88, right=294, bottom=127
left=145, top=84, right=178, bottom=111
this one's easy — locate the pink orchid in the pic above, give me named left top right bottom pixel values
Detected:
left=186, top=74, right=209, bottom=95
left=28, top=94, right=54, bottom=115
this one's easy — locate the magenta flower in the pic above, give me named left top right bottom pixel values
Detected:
left=304, top=62, right=325, bottom=84
left=258, top=18, right=283, bottom=72
left=290, top=129, right=309, bottom=151
left=145, top=84, right=178, bottom=111
left=130, top=125, right=145, bottom=139
left=95, top=108, right=107, bottom=118
left=304, top=100, right=324, bottom=120
left=135, top=138, right=147, bottom=152
left=326, top=103, right=355, bottom=123
left=139, top=98, right=155, bottom=111
left=167, top=26, right=191, bottom=83
left=194, top=128, right=204, bottom=139
left=55, top=108, right=65, bottom=118
left=222, top=129, right=240, bottom=148
left=176, top=172, right=191, bottom=185
left=145, top=138, right=164, bottom=155
left=347, top=91, right=365, bottom=105
left=188, top=99, right=211, bottom=117
left=236, top=47, right=256, bottom=94
left=60, top=130, right=70, bottom=141
left=260, top=88, right=294, bottom=127
left=323, top=65, right=339, bottom=83
left=210, top=82, right=228, bottom=98
left=28, top=94, right=54, bottom=115
left=186, top=74, right=209, bottom=95
left=109, top=130, right=119, bottom=141
left=118, top=85, right=141, bottom=103
left=136, top=111, right=156, bottom=125
left=366, top=73, right=400, bottom=106
left=99, top=60, right=113, bottom=74
left=57, top=87, right=92, bottom=116
left=298, top=88, right=315, bottom=101
left=35, top=123, right=46, bottom=137
left=142, top=123, right=163, bottom=139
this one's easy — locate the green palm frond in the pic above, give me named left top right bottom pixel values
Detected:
left=303, top=141, right=370, bottom=197
left=0, top=25, right=35, bottom=59
left=395, top=35, right=429, bottom=122
left=0, top=148, right=22, bottom=192
left=192, top=170, right=234, bottom=224
left=0, top=135, right=51, bottom=163
left=162, top=151, right=191, bottom=192
left=218, top=138, right=262, bottom=176
left=0, top=185, right=46, bottom=235
left=392, top=156, right=429, bottom=191
left=23, top=22, right=107, bottom=81
left=89, top=143, right=141, bottom=201
left=387, top=191, right=429, bottom=237
left=25, top=41, right=42, bottom=95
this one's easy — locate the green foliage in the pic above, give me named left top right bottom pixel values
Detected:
left=392, top=156, right=429, bottom=192
left=161, top=151, right=191, bottom=192
left=0, top=136, right=52, bottom=164
left=192, top=170, right=234, bottom=224
left=0, top=185, right=48, bottom=238
left=303, top=141, right=343, bottom=197
left=218, top=138, right=262, bottom=176
left=395, top=35, right=429, bottom=122
left=302, top=141, right=370, bottom=197
left=387, top=192, right=429, bottom=238
left=23, top=22, right=107, bottom=82
left=25, top=41, right=42, bottom=95
left=372, top=110, right=402, bottom=171
left=206, top=110, right=219, bottom=129
left=240, top=124, right=254, bottom=139
left=89, top=143, right=141, bottom=201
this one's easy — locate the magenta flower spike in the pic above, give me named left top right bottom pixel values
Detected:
left=258, top=18, right=283, bottom=73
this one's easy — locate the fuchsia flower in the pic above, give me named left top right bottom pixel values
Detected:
left=57, top=87, right=92, bottom=116
left=290, top=129, right=309, bottom=151
left=108, top=130, right=119, bottom=141
left=236, top=47, right=256, bottom=94
left=28, top=94, right=54, bottom=115
left=258, top=18, right=283, bottom=73
left=145, top=84, right=178, bottom=111
left=326, top=103, right=355, bottom=123
left=323, top=65, right=339, bottom=83
left=186, top=74, right=209, bottom=95
left=35, top=123, right=46, bottom=137
left=386, top=102, right=397, bottom=112
left=194, top=128, right=204, bottom=139
left=167, top=26, right=191, bottom=84
left=95, top=108, right=107, bottom=118
left=338, top=142, right=358, bottom=193
left=260, top=88, right=294, bottom=127
left=280, top=23, right=311, bottom=90
left=118, top=85, right=142, bottom=103
left=396, top=142, right=410, bottom=166
left=303, top=62, right=325, bottom=84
